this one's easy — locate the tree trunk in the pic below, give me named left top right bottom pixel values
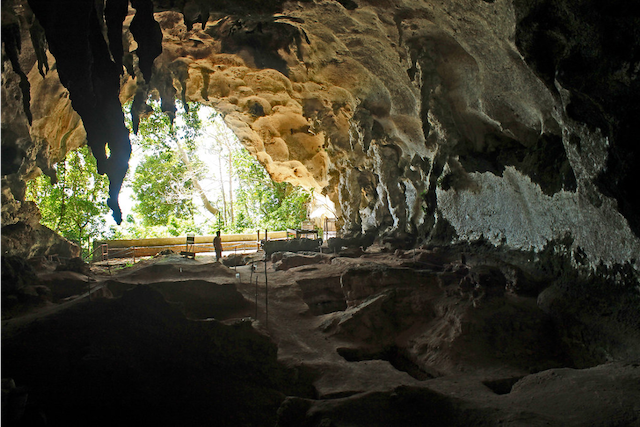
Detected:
left=218, top=152, right=227, bottom=225
left=57, top=159, right=66, bottom=232
left=228, top=149, right=234, bottom=224
left=174, top=137, right=219, bottom=216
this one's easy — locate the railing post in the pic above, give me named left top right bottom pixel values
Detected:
left=264, top=256, right=268, bottom=328
left=255, top=275, right=259, bottom=320
left=322, top=218, right=329, bottom=240
left=250, top=262, right=254, bottom=286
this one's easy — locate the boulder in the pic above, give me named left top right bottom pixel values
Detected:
left=222, top=253, right=246, bottom=267
left=37, top=271, right=90, bottom=301
left=55, top=257, right=90, bottom=274
left=262, top=239, right=322, bottom=257
left=274, top=253, right=332, bottom=271
left=340, top=264, right=440, bottom=307
left=295, top=275, right=346, bottom=315
left=327, top=233, right=376, bottom=253
left=1, top=255, right=40, bottom=295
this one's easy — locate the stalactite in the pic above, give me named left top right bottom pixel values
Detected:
left=131, top=85, right=150, bottom=135
left=104, top=0, right=129, bottom=73
left=1, top=24, right=32, bottom=125
left=27, top=0, right=132, bottom=223
left=129, top=0, right=163, bottom=83
left=27, top=16, right=49, bottom=78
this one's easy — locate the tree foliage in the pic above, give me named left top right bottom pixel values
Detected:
left=116, top=101, right=312, bottom=238
left=25, top=145, right=110, bottom=256
left=26, top=100, right=315, bottom=251
left=131, top=151, right=195, bottom=226
left=231, top=148, right=312, bottom=232
left=127, top=100, right=206, bottom=231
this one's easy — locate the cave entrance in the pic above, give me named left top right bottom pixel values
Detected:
left=112, top=100, right=334, bottom=241
left=26, top=99, right=335, bottom=258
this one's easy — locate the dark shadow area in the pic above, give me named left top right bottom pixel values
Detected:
left=513, top=0, right=640, bottom=236
left=2, top=286, right=316, bottom=427
left=337, top=346, right=436, bottom=381
left=210, top=15, right=308, bottom=77
left=134, top=280, right=252, bottom=320
left=277, top=385, right=486, bottom=427
left=457, top=133, right=577, bottom=196
left=482, top=376, right=525, bottom=395
left=296, top=276, right=347, bottom=315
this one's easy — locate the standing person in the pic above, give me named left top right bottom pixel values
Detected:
left=213, top=230, right=223, bottom=262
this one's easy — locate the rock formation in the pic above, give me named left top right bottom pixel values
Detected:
left=1, top=0, right=639, bottom=379
left=3, top=250, right=638, bottom=426
left=2, top=0, right=639, bottom=282
left=2, top=2, right=640, bottom=423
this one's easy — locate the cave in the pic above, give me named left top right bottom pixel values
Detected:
left=2, top=0, right=639, bottom=426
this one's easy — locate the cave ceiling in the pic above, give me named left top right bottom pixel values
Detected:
left=2, top=0, right=639, bottom=272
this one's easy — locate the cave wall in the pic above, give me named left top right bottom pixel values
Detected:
left=1, top=0, right=81, bottom=259
left=2, top=0, right=639, bottom=278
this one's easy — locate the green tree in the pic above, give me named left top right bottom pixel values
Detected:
left=25, top=145, right=110, bottom=256
left=131, top=150, right=196, bottom=227
left=232, top=148, right=312, bottom=232
left=127, top=100, right=216, bottom=234
left=199, top=111, right=237, bottom=227
left=117, top=101, right=312, bottom=238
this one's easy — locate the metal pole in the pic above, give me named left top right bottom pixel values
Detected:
left=257, top=230, right=260, bottom=251
left=324, top=217, right=327, bottom=241
left=264, top=257, right=268, bottom=328
left=255, top=275, right=259, bottom=320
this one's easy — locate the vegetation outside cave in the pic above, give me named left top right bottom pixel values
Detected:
left=26, top=100, right=313, bottom=256
left=25, top=144, right=110, bottom=257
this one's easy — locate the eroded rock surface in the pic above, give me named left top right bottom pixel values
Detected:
left=2, top=1, right=640, bottom=423
left=1, top=284, right=315, bottom=427
left=1, top=0, right=638, bottom=284
left=2, top=247, right=639, bottom=426
left=103, top=254, right=252, bottom=320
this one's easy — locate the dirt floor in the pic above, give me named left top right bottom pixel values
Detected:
left=2, top=247, right=639, bottom=426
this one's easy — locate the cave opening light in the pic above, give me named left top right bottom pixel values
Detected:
left=111, top=101, right=334, bottom=239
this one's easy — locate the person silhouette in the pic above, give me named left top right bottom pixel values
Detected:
left=213, top=230, right=223, bottom=262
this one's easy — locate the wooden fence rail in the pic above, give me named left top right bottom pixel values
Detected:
left=93, top=231, right=288, bottom=261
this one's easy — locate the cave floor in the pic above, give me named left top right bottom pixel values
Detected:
left=2, top=250, right=639, bottom=426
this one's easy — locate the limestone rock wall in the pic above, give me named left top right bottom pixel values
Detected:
left=1, top=0, right=80, bottom=258
left=2, top=0, right=639, bottom=278
left=130, top=1, right=638, bottom=273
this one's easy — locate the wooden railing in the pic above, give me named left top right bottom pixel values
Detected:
left=93, top=231, right=288, bottom=261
